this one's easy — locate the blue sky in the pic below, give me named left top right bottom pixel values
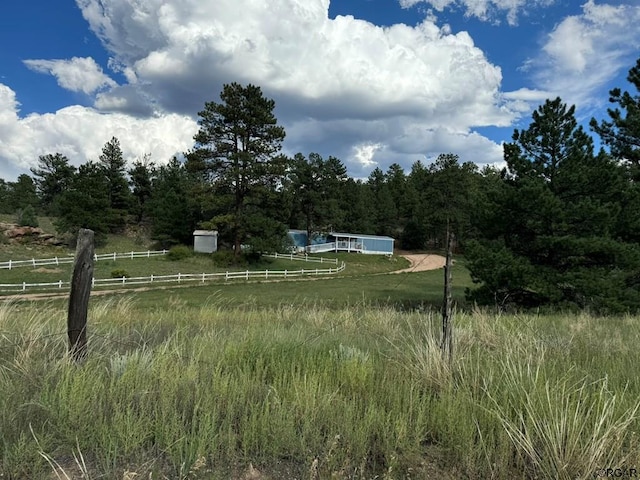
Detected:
left=1, top=0, right=639, bottom=181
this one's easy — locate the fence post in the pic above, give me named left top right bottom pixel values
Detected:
left=59, top=280, right=62, bottom=289
left=178, top=273, right=181, bottom=283
left=285, top=269, right=287, bottom=278
left=151, top=274, right=154, bottom=283
left=122, top=276, right=126, bottom=285
left=202, top=272, right=205, bottom=283
left=147, top=250, right=150, bottom=257
left=245, top=270, right=249, bottom=280
left=68, top=228, right=94, bottom=362
left=56, top=256, right=59, bottom=265
left=8, top=260, right=11, bottom=270
left=113, top=252, right=117, bottom=261
left=32, top=258, right=36, bottom=267
left=225, top=271, right=229, bottom=281
left=22, top=282, right=26, bottom=291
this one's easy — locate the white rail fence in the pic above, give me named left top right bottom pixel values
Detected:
left=1, top=250, right=339, bottom=270
left=264, top=252, right=339, bottom=265
left=0, top=263, right=346, bottom=293
left=0, top=250, right=169, bottom=270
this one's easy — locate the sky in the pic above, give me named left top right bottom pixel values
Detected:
left=0, top=0, right=639, bottom=182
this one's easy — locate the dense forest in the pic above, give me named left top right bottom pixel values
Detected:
left=1, top=58, right=639, bottom=313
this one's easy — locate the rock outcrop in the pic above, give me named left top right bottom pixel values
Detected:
left=0, top=222, right=64, bottom=245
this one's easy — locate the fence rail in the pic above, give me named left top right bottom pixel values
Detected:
left=264, top=252, right=339, bottom=265
left=0, top=250, right=169, bottom=270
left=0, top=262, right=346, bottom=293
left=1, top=250, right=339, bottom=270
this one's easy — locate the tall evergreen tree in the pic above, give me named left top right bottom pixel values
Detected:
left=591, top=57, right=640, bottom=242
left=338, top=178, right=376, bottom=234
left=590, top=57, right=640, bottom=179
left=0, top=179, right=10, bottom=214
left=55, top=162, right=111, bottom=243
left=290, top=152, right=347, bottom=243
left=424, top=154, right=477, bottom=249
left=187, top=83, right=288, bottom=256
left=467, top=98, right=640, bottom=312
left=5, top=174, right=39, bottom=214
left=147, top=158, right=197, bottom=246
left=99, top=136, right=132, bottom=231
left=367, top=167, right=397, bottom=237
left=30, top=153, right=76, bottom=215
left=128, top=155, right=155, bottom=223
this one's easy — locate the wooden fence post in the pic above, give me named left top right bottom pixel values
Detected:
left=68, top=229, right=94, bottom=361
left=441, top=226, right=454, bottom=364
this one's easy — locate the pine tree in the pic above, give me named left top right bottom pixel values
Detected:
left=30, top=153, right=76, bottom=215
left=467, top=98, right=640, bottom=312
left=99, top=137, right=132, bottom=231
left=187, top=83, right=288, bottom=256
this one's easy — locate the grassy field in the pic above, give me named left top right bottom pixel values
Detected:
left=4, top=221, right=638, bottom=478
left=1, top=298, right=639, bottom=479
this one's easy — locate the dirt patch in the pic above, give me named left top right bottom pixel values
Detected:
left=395, top=254, right=446, bottom=273
left=32, top=267, right=63, bottom=274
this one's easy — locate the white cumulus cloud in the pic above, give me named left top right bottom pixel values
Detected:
left=23, top=56, right=117, bottom=95
left=69, top=0, right=513, bottom=175
left=0, top=83, right=197, bottom=180
left=531, top=0, right=640, bottom=113
left=4, top=0, right=548, bottom=179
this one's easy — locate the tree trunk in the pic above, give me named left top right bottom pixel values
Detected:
left=68, top=228, right=94, bottom=361
left=441, top=225, right=453, bottom=364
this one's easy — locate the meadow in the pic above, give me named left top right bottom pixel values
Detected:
left=2, top=281, right=640, bottom=478
left=1, top=227, right=639, bottom=478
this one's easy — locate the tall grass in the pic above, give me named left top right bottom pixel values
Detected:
left=1, top=299, right=639, bottom=478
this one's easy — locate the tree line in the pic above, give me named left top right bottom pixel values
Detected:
left=1, top=58, right=639, bottom=313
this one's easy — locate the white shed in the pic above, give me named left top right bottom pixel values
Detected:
left=193, top=230, right=218, bottom=253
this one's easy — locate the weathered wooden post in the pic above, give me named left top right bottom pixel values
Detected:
left=68, top=228, right=94, bottom=361
left=441, top=225, right=454, bottom=364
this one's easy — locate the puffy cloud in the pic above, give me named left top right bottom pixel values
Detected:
left=398, top=0, right=556, bottom=26
left=67, top=0, right=514, bottom=175
left=23, top=57, right=116, bottom=94
left=0, top=83, right=197, bottom=180
left=531, top=0, right=640, bottom=112
left=1, top=0, right=524, bottom=179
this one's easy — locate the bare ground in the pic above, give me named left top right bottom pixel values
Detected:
left=394, top=253, right=446, bottom=273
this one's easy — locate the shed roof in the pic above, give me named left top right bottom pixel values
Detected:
left=193, top=230, right=218, bottom=236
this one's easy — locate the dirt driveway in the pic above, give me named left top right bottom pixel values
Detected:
left=395, top=254, right=446, bottom=273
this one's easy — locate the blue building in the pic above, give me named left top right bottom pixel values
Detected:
left=288, top=230, right=394, bottom=255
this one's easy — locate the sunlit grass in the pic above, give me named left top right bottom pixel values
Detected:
left=1, top=299, right=639, bottom=478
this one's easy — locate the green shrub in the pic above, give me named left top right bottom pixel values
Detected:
left=110, top=269, right=129, bottom=278
left=166, top=245, right=192, bottom=261
left=16, top=205, right=39, bottom=228
left=210, top=249, right=243, bottom=267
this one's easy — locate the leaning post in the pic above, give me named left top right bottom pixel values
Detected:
left=441, top=225, right=454, bottom=365
left=68, top=228, right=95, bottom=361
